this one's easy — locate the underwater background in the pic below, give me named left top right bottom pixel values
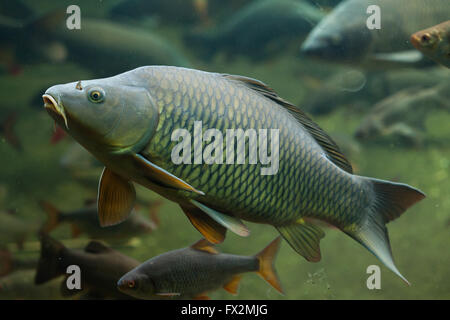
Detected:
left=0, top=0, right=449, bottom=299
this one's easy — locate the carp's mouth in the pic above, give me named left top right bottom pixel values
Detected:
left=43, top=94, right=69, bottom=129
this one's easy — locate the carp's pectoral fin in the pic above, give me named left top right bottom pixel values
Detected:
left=276, top=219, right=325, bottom=262
left=194, top=294, right=210, bottom=300
left=223, top=275, right=242, bottom=295
left=191, top=238, right=219, bottom=254
left=190, top=200, right=250, bottom=238
left=132, top=153, right=204, bottom=195
left=97, top=167, right=136, bottom=227
left=181, top=205, right=227, bottom=244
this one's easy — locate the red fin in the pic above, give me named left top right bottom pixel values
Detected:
left=50, top=125, right=66, bottom=144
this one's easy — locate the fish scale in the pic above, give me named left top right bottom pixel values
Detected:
left=141, top=67, right=367, bottom=226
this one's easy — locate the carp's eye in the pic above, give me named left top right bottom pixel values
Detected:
left=88, top=88, right=105, bottom=103
left=128, top=280, right=135, bottom=288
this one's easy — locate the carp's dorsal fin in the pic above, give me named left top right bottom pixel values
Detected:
left=191, top=239, right=219, bottom=254
left=98, top=167, right=136, bottom=227
left=132, top=153, right=205, bottom=195
left=181, top=205, right=227, bottom=244
left=223, top=74, right=353, bottom=173
left=190, top=200, right=250, bottom=237
left=84, top=240, right=111, bottom=254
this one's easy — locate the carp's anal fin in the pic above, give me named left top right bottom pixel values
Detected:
left=132, top=153, right=204, bottom=195
left=276, top=219, right=325, bottom=262
left=190, top=200, right=250, bottom=237
left=191, top=238, right=219, bottom=254
left=181, top=205, right=227, bottom=244
left=97, top=167, right=136, bottom=227
left=223, top=74, right=353, bottom=173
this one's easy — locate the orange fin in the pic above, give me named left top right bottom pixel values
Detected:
left=39, top=201, right=61, bottom=234
left=255, top=237, right=284, bottom=295
left=191, top=239, right=219, bottom=254
left=223, top=275, right=242, bottom=295
left=194, top=294, right=210, bottom=300
left=149, top=199, right=163, bottom=227
left=71, top=224, right=82, bottom=238
left=181, top=205, right=226, bottom=244
left=97, top=167, right=136, bottom=227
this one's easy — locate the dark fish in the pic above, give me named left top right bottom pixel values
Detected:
left=110, top=0, right=209, bottom=25
left=355, top=84, right=450, bottom=146
left=186, top=0, right=325, bottom=60
left=301, top=0, right=450, bottom=68
left=5, top=10, right=191, bottom=76
left=35, top=234, right=140, bottom=299
left=43, top=66, right=425, bottom=283
left=411, top=20, right=450, bottom=68
left=118, top=237, right=283, bottom=299
left=40, top=200, right=161, bottom=240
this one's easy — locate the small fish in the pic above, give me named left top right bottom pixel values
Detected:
left=186, top=0, right=325, bottom=60
left=355, top=84, right=450, bottom=146
left=40, top=200, right=161, bottom=241
left=0, top=210, right=37, bottom=250
left=43, top=66, right=424, bottom=284
left=0, top=270, right=64, bottom=300
left=0, top=250, right=38, bottom=278
left=35, top=234, right=140, bottom=299
left=411, top=20, right=450, bottom=68
left=118, top=237, right=283, bottom=299
left=301, top=0, right=450, bottom=68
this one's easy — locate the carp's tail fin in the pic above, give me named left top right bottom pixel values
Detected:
left=255, top=237, right=284, bottom=295
left=34, top=234, right=65, bottom=285
left=39, top=201, right=62, bottom=234
left=350, top=178, right=425, bottom=285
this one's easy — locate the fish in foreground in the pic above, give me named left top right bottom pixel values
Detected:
left=355, top=84, right=450, bottom=146
left=300, top=0, right=450, bottom=68
left=186, top=0, right=325, bottom=60
left=43, top=66, right=425, bottom=284
left=411, top=20, right=450, bottom=68
left=40, top=200, right=161, bottom=240
left=118, top=237, right=283, bottom=299
left=35, top=234, right=140, bottom=299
